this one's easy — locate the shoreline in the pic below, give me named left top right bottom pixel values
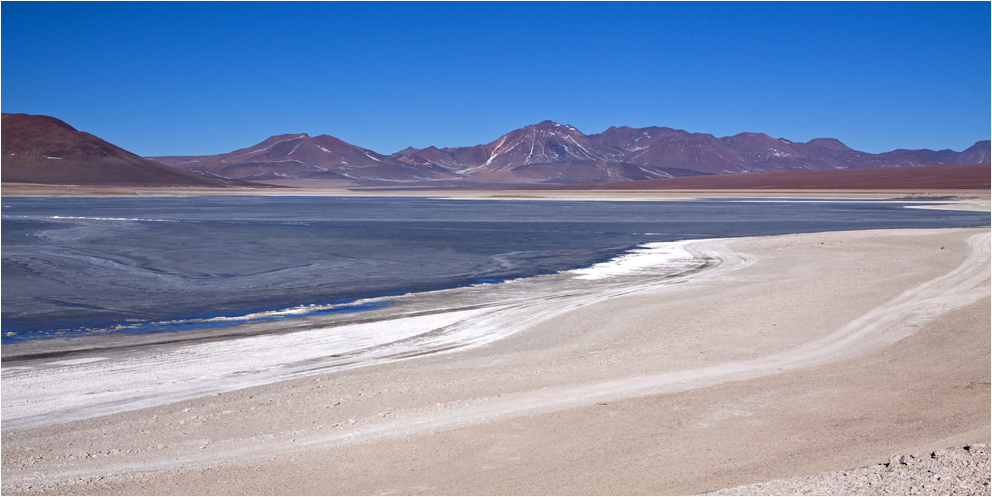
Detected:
left=3, top=181, right=990, bottom=202
left=0, top=238, right=703, bottom=359
left=2, top=227, right=989, bottom=494
left=9, top=192, right=986, bottom=355
left=1, top=239, right=713, bottom=430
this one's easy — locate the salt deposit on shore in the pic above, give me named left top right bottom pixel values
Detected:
left=2, top=228, right=989, bottom=495
left=2, top=239, right=720, bottom=431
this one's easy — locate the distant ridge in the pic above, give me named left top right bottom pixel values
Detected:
left=1, top=114, right=250, bottom=187
left=152, top=120, right=990, bottom=187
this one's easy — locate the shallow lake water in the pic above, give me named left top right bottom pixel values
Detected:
left=2, top=196, right=987, bottom=343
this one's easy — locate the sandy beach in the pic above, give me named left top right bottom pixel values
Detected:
left=2, top=224, right=989, bottom=495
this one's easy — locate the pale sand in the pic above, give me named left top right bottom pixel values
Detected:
left=3, top=182, right=990, bottom=210
left=1, top=227, right=989, bottom=495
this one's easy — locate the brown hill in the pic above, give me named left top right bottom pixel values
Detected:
left=592, top=126, right=750, bottom=174
left=1, top=113, right=243, bottom=187
left=545, top=163, right=991, bottom=190
left=151, top=133, right=454, bottom=183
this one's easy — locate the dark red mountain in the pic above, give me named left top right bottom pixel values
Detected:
left=1, top=113, right=242, bottom=186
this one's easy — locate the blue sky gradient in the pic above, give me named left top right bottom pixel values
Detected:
left=2, top=2, right=989, bottom=156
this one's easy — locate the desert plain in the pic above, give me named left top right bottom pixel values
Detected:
left=1, top=188, right=990, bottom=495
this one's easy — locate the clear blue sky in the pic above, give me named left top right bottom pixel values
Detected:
left=2, top=2, right=989, bottom=156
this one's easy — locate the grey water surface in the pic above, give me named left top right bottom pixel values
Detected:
left=2, top=196, right=987, bottom=343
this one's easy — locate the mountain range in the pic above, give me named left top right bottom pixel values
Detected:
left=2, top=113, right=988, bottom=188
left=151, top=120, right=990, bottom=186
